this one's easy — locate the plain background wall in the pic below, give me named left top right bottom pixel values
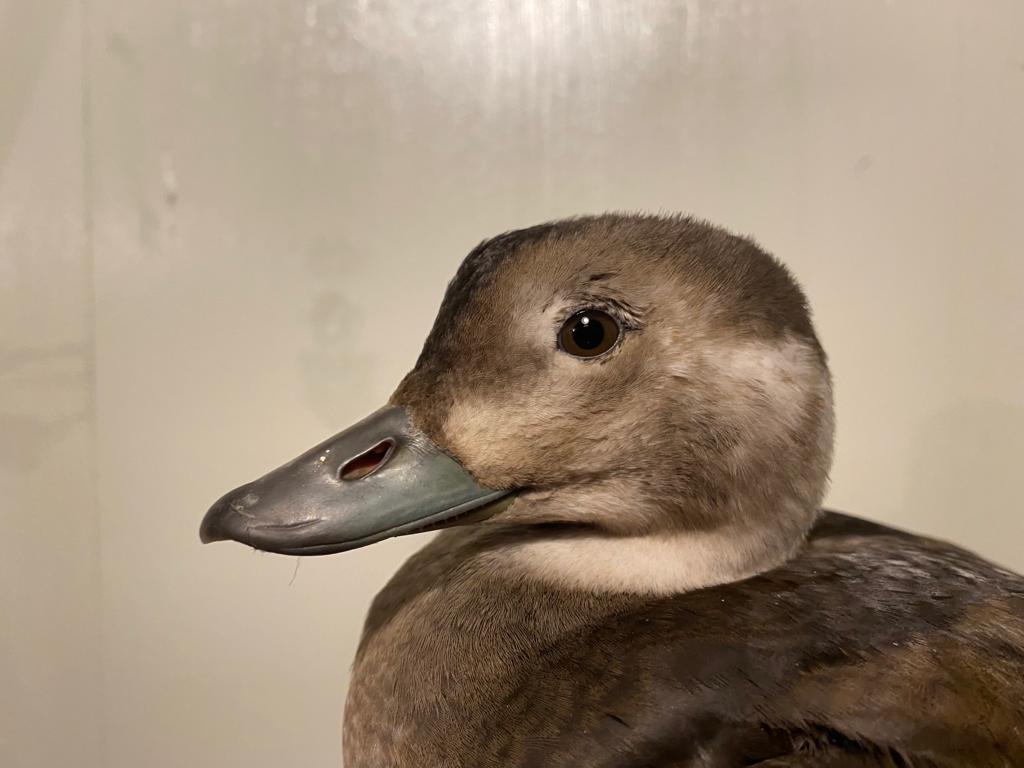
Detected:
left=2, top=1, right=1022, bottom=766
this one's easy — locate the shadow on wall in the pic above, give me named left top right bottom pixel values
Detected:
left=904, top=400, right=1024, bottom=569
left=301, top=236, right=377, bottom=427
left=0, top=344, right=92, bottom=474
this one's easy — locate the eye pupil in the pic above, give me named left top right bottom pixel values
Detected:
left=559, top=309, right=621, bottom=358
left=572, top=315, right=605, bottom=350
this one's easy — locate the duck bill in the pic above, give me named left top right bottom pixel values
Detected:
left=199, top=406, right=511, bottom=556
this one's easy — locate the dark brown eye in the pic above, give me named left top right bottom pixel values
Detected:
left=558, top=309, right=620, bottom=358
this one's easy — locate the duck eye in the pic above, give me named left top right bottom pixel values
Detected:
left=558, top=309, right=620, bottom=358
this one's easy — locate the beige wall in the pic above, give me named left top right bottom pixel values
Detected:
left=0, top=2, right=102, bottom=767
left=2, top=1, right=1022, bottom=766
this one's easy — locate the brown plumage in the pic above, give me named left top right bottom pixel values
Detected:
left=347, top=514, right=1024, bottom=766
left=206, top=213, right=1024, bottom=766
left=342, top=215, right=1024, bottom=766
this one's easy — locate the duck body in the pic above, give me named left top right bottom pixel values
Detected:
left=345, top=512, right=1024, bottom=767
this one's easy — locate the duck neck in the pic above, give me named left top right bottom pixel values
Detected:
left=490, top=494, right=818, bottom=596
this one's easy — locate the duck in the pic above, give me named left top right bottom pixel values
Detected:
left=201, top=213, right=1024, bottom=767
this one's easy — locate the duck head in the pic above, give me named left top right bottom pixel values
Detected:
left=202, top=214, right=834, bottom=593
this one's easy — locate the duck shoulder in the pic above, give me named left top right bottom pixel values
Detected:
left=476, top=512, right=1024, bottom=767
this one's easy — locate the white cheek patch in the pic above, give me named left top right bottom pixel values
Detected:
left=439, top=301, right=558, bottom=469
left=443, top=397, right=523, bottom=471
left=444, top=392, right=573, bottom=478
left=708, top=334, right=830, bottom=437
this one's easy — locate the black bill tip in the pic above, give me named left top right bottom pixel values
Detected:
left=199, top=491, right=235, bottom=544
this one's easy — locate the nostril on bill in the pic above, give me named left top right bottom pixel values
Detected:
left=229, top=491, right=260, bottom=513
left=339, top=439, right=395, bottom=481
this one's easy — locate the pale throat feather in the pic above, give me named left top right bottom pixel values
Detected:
left=498, top=517, right=811, bottom=596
